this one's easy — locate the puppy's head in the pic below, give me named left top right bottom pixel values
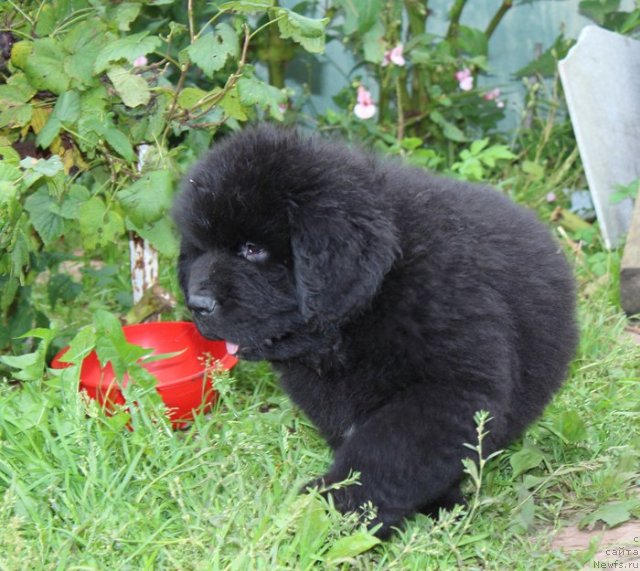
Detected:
left=173, top=125, right=399, bottom=361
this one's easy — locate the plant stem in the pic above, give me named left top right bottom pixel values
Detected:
left=446, top=0, right=469, bottom=40
left=6, top=0, right=33, bottom=26
left=162, top=0, right=196, bottom=141
left=377, top=68, right=388, bottom=125
left=404, top=0, right=426, bottom=37
left=485, top=0, right=513, bottom=40
left=403, top=0, right=429, bottom=116
left=396, top=77, right=405, bottom=141
left=266, top=15, right=286, bottom=88
left=187, top=0, right=196, bottom=43
left=187, top=24, right=252, bottom=121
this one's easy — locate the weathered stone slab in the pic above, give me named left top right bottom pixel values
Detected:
left=558, top=26, right=640, bottom=248
left=621, top=193, right=640, bottom=315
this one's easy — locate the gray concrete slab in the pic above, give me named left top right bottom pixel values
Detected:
left=559, top=26, right=640, bottom=248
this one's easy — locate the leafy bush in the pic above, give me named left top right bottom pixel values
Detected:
left=315, top=0, right=518, bottom=159
left=0, top=0, right=327, bottom=351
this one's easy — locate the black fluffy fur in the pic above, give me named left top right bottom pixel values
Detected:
left=173, top=125, right=578, bottom=537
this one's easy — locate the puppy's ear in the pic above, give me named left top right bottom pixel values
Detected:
left=289, top=193, right=400, bottom=325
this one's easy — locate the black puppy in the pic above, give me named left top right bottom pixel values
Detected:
left=173, top=125, right=577, bottom=537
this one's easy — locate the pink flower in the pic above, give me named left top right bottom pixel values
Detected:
left=455, top=68, right=473, bottom=91
left=133, top=55, right=148, bottom=68
left=482, top=87, right=504, bottom=109
left=382, top=45, right=406, bottom=67
left=546, top=192, right=557, bottom=203
left=354, top=85, right=376, bottom=120
left=483, top=88, right=500, bottom=101
left=483, top=87, right=505, bottom=108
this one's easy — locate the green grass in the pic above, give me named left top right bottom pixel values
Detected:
left=0, top=251, right=638, bottom=570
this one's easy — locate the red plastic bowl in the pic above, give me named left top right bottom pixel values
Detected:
left=51, top=321, right=237, bottom=425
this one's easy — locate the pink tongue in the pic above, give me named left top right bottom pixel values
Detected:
left=225, top=341, right=239, bottom=355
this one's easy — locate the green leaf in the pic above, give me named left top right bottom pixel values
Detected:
left=0, top=162, right=22, bottom=182
left=117, top=170, right=174, bottom=226
left=510, top=446, right=545, bottom=479
left=511, top=486, right=536, bottom=531
left=219, top=86, right=249, bottom=121
left=54, top=91, right=81, bottom=124
left=107, top=66, right=151, bottom=108
left=58, top=326, right=96, bottom=365
left=469, top=138, right=490, bottom=155
left=293, top=497, right=331, bottom=558
left=334, top=0, right=382, bottom=35
left=145, top=93, right=170, bottom=140
left=10, top=41, right=34, bottom=69
left=552, top=410, right=587, bottom=443
left=93, top=310, right=151, bottom=379
left=273, top=8, right=328, bottom=53
left=109, top=2, right=142, bottom=31
left=36, top=117, right=61, bottom=149
left=32, top=96, right=71, bottom=148
left=0, top=146, right=20, bottom=163
left=522, top=160, right=545, bottom=180
left=515, top=35, right=574, bottom=78
left=579, top=500, right=638, bottom=530
left=237, top=76, right=286, bottom=120
left=0, top=102, right=32, bottom=129
left=103, top=126, right=136, bottom=162
left=0, top=74, right=37, bottom=104
left=35, top=3, right=56, bottom=36
left=187, top=24, right=239, bottom=78
left=23, top=38, right=70, bottom=95
left=442, top=122, right=466, bottom=142
left=18, top=328, right=56, bottom=343
left=78, top=196, right=126, bottom=249
left=579, top=0, right=621, bottom=25
left=481, top=145, right=515, bottom=163
left=611, top=179, right=639, bottom=204
left=324, top=531, right=381, bottom=563
left=48, top=273, right=82, bottom=308
left=400, top=137, right=424, bottom=151
left=1, top=329, right=52, bottom=381
left=94, top=32, right=161, bottom=73
left=362, top=20, right=385, bottom=63
left=126, top=217, right=178, bottom=258
left=23, top=188, right=65, bottom=245
left=0, top=351, right=44, bottom=381
left=177, top=87, right=208, bottom=110
left=430, top=111, right=466, bottom=142
left=20, top=155, right=64, bottom=177
left=456, top=26, right=488, bottom=57
left=8, top=231, right=30, bottom=282
left=59, top=184, right=91, bottom=219
left=462, top=457, right=480, bottom=484
left=0, top=180, right=16, bottom=203
left=218, top=0, right=274, bottom=12
left=76, top=89, right=108, bottom=153
left=64, top=25, right=109, bottom=87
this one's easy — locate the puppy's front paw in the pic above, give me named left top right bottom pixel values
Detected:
left=301, top=475, right=405, bottom=538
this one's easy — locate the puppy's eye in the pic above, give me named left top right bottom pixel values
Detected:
left=239, top=242, right=269, bottom=263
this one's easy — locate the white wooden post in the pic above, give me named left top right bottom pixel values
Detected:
left=129, top=144, right=159, bottom=305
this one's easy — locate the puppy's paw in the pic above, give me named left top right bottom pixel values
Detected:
left=300, top=474, right=334, bottom=495
left=302, top=476, right=405, bottom=539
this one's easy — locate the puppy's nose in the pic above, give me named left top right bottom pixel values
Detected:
left=187, top=294, right=217, bottom=315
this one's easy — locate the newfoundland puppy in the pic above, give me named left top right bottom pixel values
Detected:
left=173, top=125, right=577, bottom=537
